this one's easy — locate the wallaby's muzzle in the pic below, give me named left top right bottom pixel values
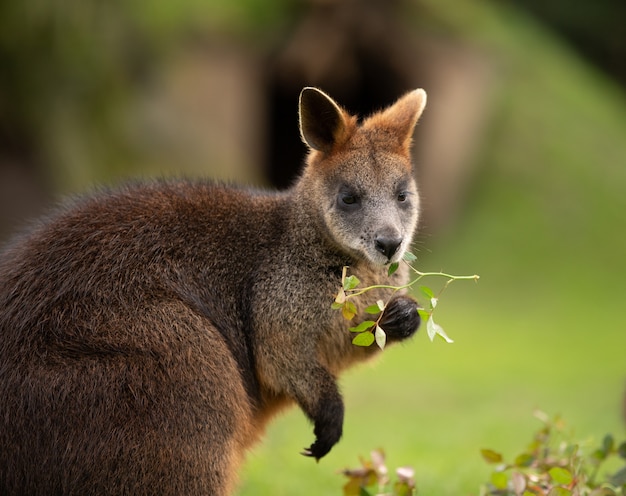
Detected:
left=374, top=235, right=402, bottom=260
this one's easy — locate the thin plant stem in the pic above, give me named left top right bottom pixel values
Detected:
left=345, top=261, right=478, bottom=299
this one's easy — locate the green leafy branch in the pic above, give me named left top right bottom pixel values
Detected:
left=332, top=251, right=479, bottom=349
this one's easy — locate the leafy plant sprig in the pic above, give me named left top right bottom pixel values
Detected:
left=332, top=251, right=479, bottom=349
left=480, top=410, right=626, bottom=496
left=341, top=449, right=416, bottom=496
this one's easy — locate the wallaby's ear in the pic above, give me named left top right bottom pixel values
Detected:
left=299, top=87, right=352, bottom=153
left=364, top=89, right=427, bottom=153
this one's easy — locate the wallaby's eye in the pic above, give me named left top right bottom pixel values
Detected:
left=337, top=188, right=361, bottom=210
left=397, top=191, right=412, bottom=203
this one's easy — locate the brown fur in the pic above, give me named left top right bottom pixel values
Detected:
left=0, top=87, right=427, bottom=495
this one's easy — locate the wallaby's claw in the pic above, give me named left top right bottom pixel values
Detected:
left=301, top=439, right=329, bottom=461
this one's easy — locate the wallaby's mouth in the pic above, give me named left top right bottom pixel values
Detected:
left=368, top=247, right=405, bottom=267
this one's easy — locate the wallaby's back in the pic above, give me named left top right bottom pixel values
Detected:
left=0, top=182, right=286, bottom=495
left=0, top=87, right=427, bottom=495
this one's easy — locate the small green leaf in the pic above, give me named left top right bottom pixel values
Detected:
left=349, top=321, right=377, bottom=333
left=365, top=304, right=382, bottom=315
left=352, top=332, right=375, bottom=347
left=427, top=315, right=454, bottom=343
left=481, top=449, right=503, bottom=464
left=374, top=326, right=386, bottom=350
left=419, top=286, right=434, bottom=299
left=514, top=453, right=535, bottom=467
left=387, top=262, right=399, bottom=276
left=490, top=471, right=508, bottom=490
left=343, top=275, right=360, bottom=291
left=331, top=302, right=343, bottom=310
left=549, top=467, right=573, bottom=485
left=376, top=300, right=385, bottom=312
left=403, top=251, right=417, bottom=262
left=417, top=309, right=430, bottom=321
left=342, top=301, right=357, bottom=321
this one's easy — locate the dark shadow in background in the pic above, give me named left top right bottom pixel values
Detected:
left=264, top=0, right=420, bottom=188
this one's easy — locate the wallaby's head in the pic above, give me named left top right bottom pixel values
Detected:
left=297, top=87, right=427, bottom=266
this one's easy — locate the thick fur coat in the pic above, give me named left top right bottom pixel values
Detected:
left=0, top=87, right=427, bottom=495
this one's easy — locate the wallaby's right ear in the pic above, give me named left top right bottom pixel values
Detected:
left=299, top=87, right=353, bottom=153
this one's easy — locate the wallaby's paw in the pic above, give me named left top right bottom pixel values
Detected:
left=301, top=439, right=331, bottom=461
left=301, top=428, right=340, bottom=461
left=379, top=295, right=420, bottom=341
left=301, top=397, right=344, bottom=461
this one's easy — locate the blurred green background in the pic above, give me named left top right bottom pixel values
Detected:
left=1, top=0, right=625, bottom=494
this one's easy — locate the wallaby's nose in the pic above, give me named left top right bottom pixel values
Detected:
left=374, top=236, right=402, bottom=260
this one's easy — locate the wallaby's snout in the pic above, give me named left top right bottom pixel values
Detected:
left=374, top=233, right=403, bottom=261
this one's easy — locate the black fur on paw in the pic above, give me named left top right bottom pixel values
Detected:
left=378, top=295, right=421, bottom=341
left=301, top=435, right=337, bottom=461
left=301, top=396, right=344, bottom=461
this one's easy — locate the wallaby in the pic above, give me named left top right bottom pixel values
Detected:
left=0, top=87, right=427, bottom=495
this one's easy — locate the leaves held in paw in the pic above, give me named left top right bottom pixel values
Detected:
left=365, top=304, right=381, bottom=315
left=417, top=309, right=430, bottom=321
left=331, top=262, right=477, bottom=348
left=388, top=262, right=399, bottom=276
left=334, top=288, right=347, bottom=305
left=342, top=301, right=357, bottom=321
left=343, top=275, right=360, bottom=291
left=426, top=315, right=454, bottom=343
left=349, top=321, right=377, bottom=333
left=374, top=325, right=386, bottom=350
left=365, top=300, right=385, bottom=315
left=352, top=331, right=375, bottom=347
left=350, top=324, right=386, bottom=349
left=402, top=251, right=417, bottom=263
left=419, top=285, right=434, bottom=299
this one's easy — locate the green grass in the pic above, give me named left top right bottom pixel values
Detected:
left=237, top=1, right=626, bottom=494
left=237, top=294, right=624, bottom=495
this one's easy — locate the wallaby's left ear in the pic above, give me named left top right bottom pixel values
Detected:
left=299, top=87, right=353, bottom=153
left=364, top=89, right=427, bottom=153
